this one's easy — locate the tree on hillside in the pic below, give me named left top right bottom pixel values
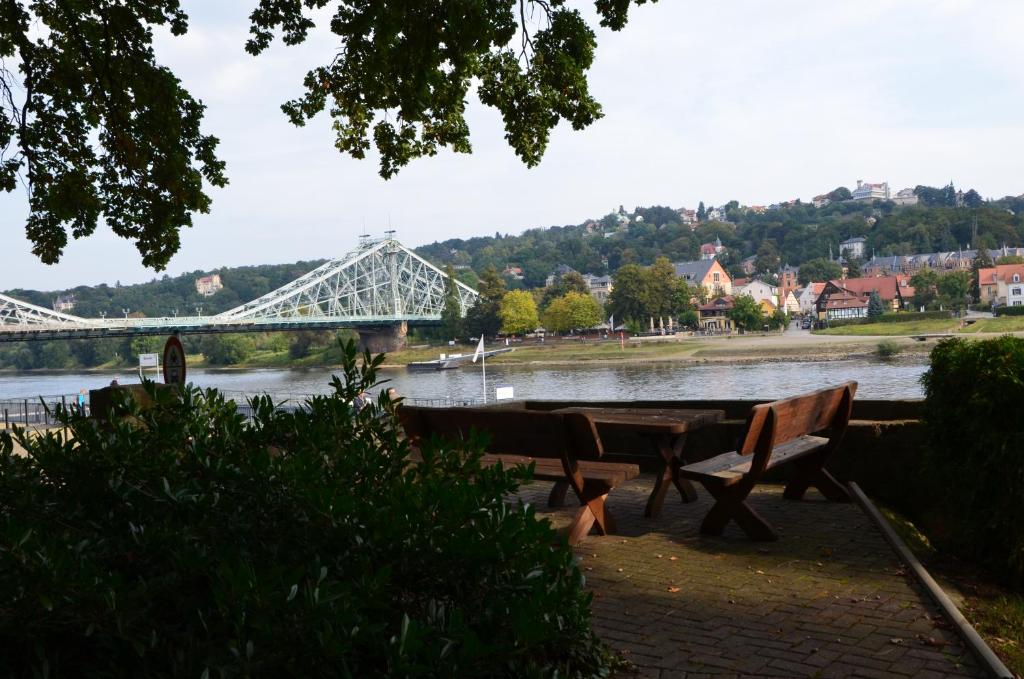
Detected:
left=3, top=1, right=655, bottom=268
left=909, top=269, right=940, bottom=309
left=963, top=189, right=983, bottom=208
left=607, top=264, right=649, bottom=323
left=540, top=271, right=589, bottom=309
left=645, top=257, right=677, bottom=318
left=464, top=266, right=506, bottom=337
left=440, top=265, right=464, bottom=340
left=827, top=187, right=852, bottom=202
left=754, top=240, right=780, bottom=274
left=867, top=291, right=885, bottom=318
left=697, top=202, right=707, bottom=222
left=542, top=292, right=603, bottom=333
left=937, top=271, right=971, bottom=312
left=797, top=258, right=843, bottom=285
left=845, top=257, right=862, bottom=279
left=499, top=290, right=539, bottom=335
left=728, top=295, right=764, bottom=332
left=971, top=248, right=994, bottom=301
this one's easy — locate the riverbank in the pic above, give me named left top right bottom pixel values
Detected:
left=0, top=330, right=949, bottom=375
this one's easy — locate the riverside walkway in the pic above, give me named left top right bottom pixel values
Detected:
left=517, top=478, right=983, bottom=678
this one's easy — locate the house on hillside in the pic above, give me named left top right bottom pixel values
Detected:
left=797, top=283, right=826, bottom=315
left=502, top=266, right=525, bottom=281
left=699, top=237, right=726, bottom=260
left=851, top=180, right=890, bottom=201
left=839, top=237, right=867, bottom=260
left=52, top=294, right=76, bottom=313
left=674, top=259, right=732, bottom=298
left=778, top=264, right=800, bottom=302
left=195, top=274, right=223, bottom=297
left=740, top=255, right=757, bottom=275
left=978, top=264, right=1024, bottom=307
left=892, top=188, right=918, bottom=206
left=583, top=274, right=614, bottom=304
left=677, top=208, right=697, bottom=226
left=814, top=276, right=914, bottom=320
left=545, top=264, right=577, bottom=287
left=697, top=296, right=735, bottom=332
left=735, top=279, right=778, bottom=307
left=812, top=194, right=832, bottom=208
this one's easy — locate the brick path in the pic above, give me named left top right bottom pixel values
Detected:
left=515, top=478, right=983, bottom=679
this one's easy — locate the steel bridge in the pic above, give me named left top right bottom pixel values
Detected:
left=0, top=236, right=478, bottom=344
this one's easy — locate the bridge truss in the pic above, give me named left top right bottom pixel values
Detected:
left=0, top=236, right=479, bottom=342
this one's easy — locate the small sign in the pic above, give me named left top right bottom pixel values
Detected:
left=494, top=385, right=514, bottom=401
left=139, top=353, right=159, bottom=368
left=162, top=336, right=186, bottom=386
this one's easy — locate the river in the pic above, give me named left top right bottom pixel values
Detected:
left=0, top=357, right=928, bottom=402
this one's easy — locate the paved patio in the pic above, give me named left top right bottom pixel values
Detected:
left=515, top=477, right=984, bottom=679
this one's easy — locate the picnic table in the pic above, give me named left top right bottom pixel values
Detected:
left=547, top=407, right=725, bottom=518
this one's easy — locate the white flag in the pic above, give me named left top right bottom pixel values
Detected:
left=472, top=335, right=485, bottom=363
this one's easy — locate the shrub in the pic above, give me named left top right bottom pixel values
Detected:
left=876, top=340, right=902, bottom=358
left=0, top=341, right=610, bottom=677
left=994, top=306, right=1024, bottom=317
left=921, top=336, right=1024, bottom=582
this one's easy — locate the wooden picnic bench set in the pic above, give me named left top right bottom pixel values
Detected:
left=398, top=381, right=857, bottom=544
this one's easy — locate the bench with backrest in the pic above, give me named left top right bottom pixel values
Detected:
left=679, top=381, right=857, bottom=541
left=398, top=406, right=639, bottom=544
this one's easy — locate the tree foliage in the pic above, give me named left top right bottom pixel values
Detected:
left=441, top=265, right=464, bottom=340
left=867, top=290, right=885, bottom=318
left=498, top=290, right=539, bottom=335
left=247, top=0, right=653, bottom=178
left=936, top=270, right=971, bottom=311
left=909, top=269, right=939, bottom=309
left=542, top=292, right=603, bottom=333
left=727, top=295, right=764, bottom=331
left=0, top=0, right=227, bottom=268
left=797, top=258, right=843, bottom=285
left=465, top=266, right=506, bottom=337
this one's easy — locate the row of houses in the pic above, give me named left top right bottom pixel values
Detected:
left=861, top=246, right=1024, bottom=277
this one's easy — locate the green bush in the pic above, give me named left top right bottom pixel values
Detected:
left=0, top=341, right=610, bottom=677
left=994, top=306, right=1024, bottom=317
left=876, top=340, right=902, bottom=358
left=921, top=336, right=1024, bottom=582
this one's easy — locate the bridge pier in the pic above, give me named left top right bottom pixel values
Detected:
left=358, top=322, right=408, bottom=354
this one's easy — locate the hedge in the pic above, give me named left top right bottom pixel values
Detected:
left=0, top=341, right=612, bottom=677
left=994, top=305, right=1024, bottom=316
left=921, top=336, right=1024, bottom=582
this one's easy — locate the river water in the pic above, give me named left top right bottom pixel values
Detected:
left=0, top=358, right=928, bottom=402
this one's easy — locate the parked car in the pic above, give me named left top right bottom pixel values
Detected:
left=801, top=317, right=812, bottom=329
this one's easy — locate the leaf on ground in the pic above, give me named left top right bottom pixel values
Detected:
left=667, top=586, right=681, bottom=593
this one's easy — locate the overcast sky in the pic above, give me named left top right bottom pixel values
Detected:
left=2, top=0, right=1023, bottom=291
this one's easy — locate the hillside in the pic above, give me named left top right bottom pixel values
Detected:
left=417, top=190, right=1024, bottom=287
left=3, top=260, right=327, bottom=320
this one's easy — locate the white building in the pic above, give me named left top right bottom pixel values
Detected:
left=797, top=283, right=825, bottom=315
left=892, top=188, right=919, bottom=206
left=839, top=236, right=867, bottom=260
left=734, top=279, right=779, bottom=308
left=195, top=274, right=224, bottom=297
left=851, top=180, right=890, bottom=201
left=780, top=291, right=800, bottom=314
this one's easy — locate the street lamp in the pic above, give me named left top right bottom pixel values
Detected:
left=195, top=305, right=203, bottom=317
left=122, top=308, right=130, bottom=319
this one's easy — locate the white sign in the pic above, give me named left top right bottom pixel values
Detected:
left=494, top=385, right=514, bottom=401
left=139, top=353, right=159, bottom=368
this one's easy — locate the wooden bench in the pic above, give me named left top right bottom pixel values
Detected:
left=398, top=406, right=640, bottom=544
left=679, top=381, right=857, bottom=541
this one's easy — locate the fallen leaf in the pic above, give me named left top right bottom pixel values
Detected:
left=667, top=586, right=681, bottom=593
left=890, top=638, right=903, bottom=645
left=617, top=568, right=624, bottom=573
left=756, top=570, right=765, bottom=575
left=669, top=556, right=678, bottom=561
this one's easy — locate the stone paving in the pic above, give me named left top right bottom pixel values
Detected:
left=515, top=477, right=984, bottom=679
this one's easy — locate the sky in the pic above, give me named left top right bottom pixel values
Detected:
left=2, top=0, right=1023, bottom=291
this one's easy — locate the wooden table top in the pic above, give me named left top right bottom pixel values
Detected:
left=550, top=407, right=725, bottom=435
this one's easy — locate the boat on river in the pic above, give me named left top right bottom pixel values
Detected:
left=406, top=348, right=513, bottom=371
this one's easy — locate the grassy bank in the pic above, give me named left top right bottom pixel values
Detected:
left=813, top=319, right=960, bottom=336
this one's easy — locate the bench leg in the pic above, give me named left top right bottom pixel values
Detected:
left=567, top=493, right=616, bottom=545
left=646, top=434, right=698, bottom=518
left=700, top=483, right=778, bottom=541
left=548, top=480, right=570, bottom=507
left=784, top=457, right=851, bottom=502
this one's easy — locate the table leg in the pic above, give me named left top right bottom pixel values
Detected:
left=644, top=433, right=698, bottom=518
